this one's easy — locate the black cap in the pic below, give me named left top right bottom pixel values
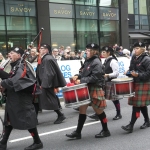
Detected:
left=11, top=47, right=24, bottom=56
left=133, top=42, right=145, bottom=48
left=40, top=43, right=51, bottom=53
left=86, top=43, right=99, bottom=51
left=101, top=46, right=113, bottom=52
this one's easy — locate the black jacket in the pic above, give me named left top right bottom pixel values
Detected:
left=78, top=55, right=105, bottom=87
left=129, top=52, right=150, bottom=82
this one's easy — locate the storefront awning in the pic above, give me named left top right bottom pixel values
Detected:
left=129, top=33, right=150, bottom=39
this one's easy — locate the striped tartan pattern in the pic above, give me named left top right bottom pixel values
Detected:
left=88, top=85, right=106, bottom=109
left=105, top=81, right=116, bottom=101
left=128, top=82, right=150, bottom=107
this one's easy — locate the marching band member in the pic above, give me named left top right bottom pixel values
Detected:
left=0, top=47, right=43, bottom=150
left=36, top=43, right=66, bottom=124
left=66, top=43, right=111, bottom=139
left=88, top=46, right=122, bottom=120
left=122, top=42, right=150, bottom=133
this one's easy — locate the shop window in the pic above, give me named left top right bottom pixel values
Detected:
left=128, top=0, right=134, bottom=14
left=0, top=35, right=7, bottom=56
left=5, top=0, right=36, bottom=16
left=76, top=19, right=98, bottom=50
left=6, top=16, right=37, bottom=49
left=99, top=0, right=118, bottom=7
left=100, top=20, right=119, bottom=47
left=50, top=18, right=75, bottom=49
left=75, top=0, right=96, bottom=6
left=139, top=0, right=147, bottom=15
left=49, top=0, right=73, bottom=4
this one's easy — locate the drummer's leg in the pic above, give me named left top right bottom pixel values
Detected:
left=92, top=105, right=110, bottom=138
left=112, top=100, right=122, bottom=120
left=66, top=104, right=88, bottom=139
left=122, top=106, right=140, bottom=133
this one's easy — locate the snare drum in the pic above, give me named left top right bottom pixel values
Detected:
left=111, top=78, right=135, bottom=99
left=62, top=83, right=90, bottom=108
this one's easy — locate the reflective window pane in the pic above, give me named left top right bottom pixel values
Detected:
left=76, top=6, right=98, bottom=19
left=99, top=0, right=118, bottom=7
left=5, top=0, right=36, bottom=16
left=0, top=0, right=4, bottom=15
left=135, top=15, right=139, bottom=25
left=128, top=0, right=134, bottom=14
left=49, top=4, right=74, bottom=18
left=134, top=0, right=139, bottom=14
left=6, top=16, right=37, bottom=49
left=0, top=35, right=6, bottom=56
left=139, top=0, right=147, bottom=15
left=140, top=15, right=148, bottom=25
left=100, top=20, right=119, bottom=47
left=49, top=0, right=73, bottom=4
left=100, top=7, right=119, bottom=20
left=0, top=16, right=5, bottom=30
left=50, top=18, right=75, bottom=49
left=76, top=19, right=98, bottom=50
left=75, top=0, right=96, bottom=6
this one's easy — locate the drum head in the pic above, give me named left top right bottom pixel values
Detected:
left=111, top=77, right=133, bottom=83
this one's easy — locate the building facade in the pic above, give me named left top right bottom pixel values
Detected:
left=1, top=0, right=145, bottom=54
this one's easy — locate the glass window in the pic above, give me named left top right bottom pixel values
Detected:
left=135, top=15, right=139, bottom=25
left=5, top=0, right=36, bottom=16
left=49, top=0, right=73, bottom=4
left=100, top=20, right=119, bottom=47
left=140, top=15, right=148, bottom=25
left=6, top=16, right=37, bottom=49
left=76, top=19, right=98, bottom=50
left=0, top=16, right=5, bottom=30
left=0, top=35, right=7, bottom=56
left=76, top=6, right=98, bottom=19
left=134, top=0, right=139, bottom=14
left=99, top=0, right=118, bottom=7
left=128, top=14, right=135, bottom=25
left=0, top=0, right=4, bottom=15
left=50, top=18, right=75, bottom=49
left=49, top=4, right=74, bottom=18
left=100, top=7, right=119, bottom=20
left=139, top=0, right=147, bottom=15
left=75, top=0, right=96, bottom=6
left=128, top=0, right=134, bottom=14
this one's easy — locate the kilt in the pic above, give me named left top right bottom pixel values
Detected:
left=105, top=81, right=118, bottom=101
left=128, top=82, right=150, bottom=107
left=88, top=85, right=106, bottom=109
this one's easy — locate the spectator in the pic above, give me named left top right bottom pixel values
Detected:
left=52, top=48, right=61, bottom=61
left=61, top=49, right=70, bottom=60
left=70, top=52, right=77, bottom=60
left=27, top=47, right=39, bottom=63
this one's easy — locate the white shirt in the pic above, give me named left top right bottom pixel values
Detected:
left=105, top=56, right=119, bottom=78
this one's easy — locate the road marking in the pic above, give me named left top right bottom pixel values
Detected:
left=9, top=121, right=99, bottom=143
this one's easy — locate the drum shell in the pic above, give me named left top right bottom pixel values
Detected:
left=111, top=78, right=134, bottom=98
left=62, top=83, right=90, bottom=108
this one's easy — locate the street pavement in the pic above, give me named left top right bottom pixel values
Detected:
left=1, top=99, right=150, bottom=150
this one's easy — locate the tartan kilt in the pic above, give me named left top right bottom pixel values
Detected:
left=128, top=82, right=150, bottom=107
left=88, top=85, right=106, bottom=109
left=105, top=81, right=117, bottom=101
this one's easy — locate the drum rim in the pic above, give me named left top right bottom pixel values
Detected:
left=62, top=83, right=88, bottom=91
left=111, top=77, right=133, bottom=83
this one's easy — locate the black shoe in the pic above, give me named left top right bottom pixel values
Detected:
left=140, top=122, right=150, bottom=129
left=73, top=107, right=79, bottom=111
left=113, top=114, right=122, bottom=120
left=0, top=142, right=7, bottom=150
left=88, top=113, right=99, bottom=121
left=54, top=114, right=66, bottom=124
left=24, top=142, right=43, bottom=150
left=121, top=124, right=133, bottom=133
left=95, top=130, right=111, bottom=138
left=66, top=131, right=81, bottom=139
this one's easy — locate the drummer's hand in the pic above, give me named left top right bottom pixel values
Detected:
left=104, top=74, right=109, bottom=78
left=72, top=76, right=78, bottom=81
left=124, top=70, right=128, bottom=75
left=131, top=71, right=138, bottom=77
left=74, top=80, right=80, bottom=85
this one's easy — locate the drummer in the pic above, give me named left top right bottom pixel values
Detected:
left=66, top=43, right=111, bottom=139
left=122, top=42, right=150, bottom=133
left=88, top=46, right=122, bottom=120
